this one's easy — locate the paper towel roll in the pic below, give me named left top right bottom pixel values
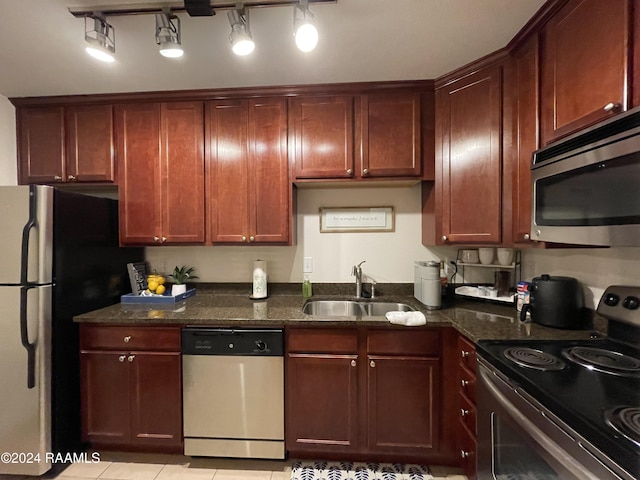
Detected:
left=252, top=260, right=267, bottom=298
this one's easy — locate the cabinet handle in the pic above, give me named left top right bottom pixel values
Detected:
left=124, top=336, right=131, bottom=343
left=441, top=235, right=448, bottom=242
left=461, top=379, right=470, bottom=387
left=249, top=236, right=255, bottom=242
left=128, top=355, right=135, bottom=362
left=118, top=355, right=126, bottom=362
left=363, top=168, right=369, bottom=175
left=153, top=236, right=160, bottom=243
left=461, top=450, right=470, bottom=459
left=351, top=360, right=356, bottom=367
left=67, top=175, right=76, bottom=181
left=54, top=175, right=62, bottom=181
left=524, top=233, right=530, bottom=240
left=242, top=236, right=247, bottom=242
left=461, top=350, right=470, bottom=358
left=346, top=169, right=353, bottom=175
left=370, top=360, right=376, bottom=368
left=603, top=102, right=621, bottom=112
left=461, top=408, right=469, bottom=417
left=162, top=236, right=167, bottom=243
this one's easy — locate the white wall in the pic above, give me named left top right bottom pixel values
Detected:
left=0, top=96, right=17, bottom=185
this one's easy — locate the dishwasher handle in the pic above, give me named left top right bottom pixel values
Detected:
left=182, top=328, right=283, bottom=356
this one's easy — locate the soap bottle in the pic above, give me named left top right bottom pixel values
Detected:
left=302, top=276, right=313, bottom=298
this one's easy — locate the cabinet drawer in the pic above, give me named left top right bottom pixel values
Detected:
left=459, top=364, right=477, bottom=403
left=458, top=422, right=477, bottom=479
left=458, top=335, right=476, bottom=373
left=459, top=393, right=476, bottom=436
left=287, top=328, right=358, bottom=354
left=80, top=325, right=181, bottom=351
left=367, top=329, right=440, bottom=355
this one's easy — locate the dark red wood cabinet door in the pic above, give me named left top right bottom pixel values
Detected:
left=129, top=351, right=182, bottom=450
left=206, top=100, right=250, bottom=244
left=359, top=93, right=422, bottom=178
left=541, top=0, right=630, bottom=144
left=115, top=103, right=162, bottom=245
left=161, top=101, right=205, bottom=244
left=18, top=107, right=65, bottom=184
left=80, top=351, right=130, bottom=445
left=437, top=65, right=503, bottom=245
left=286, top=353, right=359, bottom=454
left=511, top=35, right=539, bottom=244
left=248, top=98, right=289, bottom=244
left=367, top=356, right=440, bottom=457
left=65, top=104, right=116, bottom=183
left=291, top=96, right=355, bottom=179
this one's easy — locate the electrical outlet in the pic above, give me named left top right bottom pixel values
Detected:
left=303, top=257, right=313, bottom=273
left=527, top=261, right=536, bottom=277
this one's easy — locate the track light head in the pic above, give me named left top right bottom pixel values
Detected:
left=156, top=12, right=183, bottom=58
left=85, top=15, right=115, bottom=62
left=293, top=0, right=318, bottom=52
left=227, top=6, right=255, bottom=56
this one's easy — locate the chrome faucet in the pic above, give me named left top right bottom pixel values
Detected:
left=352, top=260, right=366, bottom=298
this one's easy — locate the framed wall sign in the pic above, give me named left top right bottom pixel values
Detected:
left=319, top=206, right=395, bottom=233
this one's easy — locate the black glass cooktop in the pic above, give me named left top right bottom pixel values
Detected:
left=477, top=338, right=640, bottom=478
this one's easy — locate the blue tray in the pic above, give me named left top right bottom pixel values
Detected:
left=121, top=288, right=196, bottom=304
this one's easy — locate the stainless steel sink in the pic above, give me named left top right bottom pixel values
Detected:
left=302, top=300, right=415, bottom=317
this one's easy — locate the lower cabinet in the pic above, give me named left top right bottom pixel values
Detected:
left=286, top=327, right=446, bottom=463
left=80, top=325, right=182, bottom=452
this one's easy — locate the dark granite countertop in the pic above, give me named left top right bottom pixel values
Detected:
left=74, top=284, right=604, bottom=344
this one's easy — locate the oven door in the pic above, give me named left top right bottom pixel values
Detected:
left=477, top=357, right=629, bottom=480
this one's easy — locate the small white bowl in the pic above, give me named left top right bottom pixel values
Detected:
left=497, top=248, right=514, bottom=266
left=478, top=248, right=495, bottom=265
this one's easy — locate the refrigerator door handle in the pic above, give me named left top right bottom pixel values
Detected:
left=20, top=186, right=38, bottom=286
left=20, top=286, right=37, bottom=389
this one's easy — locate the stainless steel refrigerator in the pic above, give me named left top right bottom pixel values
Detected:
left=0, top=185, right=143, bottom=476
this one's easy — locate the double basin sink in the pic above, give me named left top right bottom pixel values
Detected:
left=302, top=300, right=415, bottom=317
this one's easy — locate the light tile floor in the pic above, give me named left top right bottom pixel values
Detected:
left=0, top=453, right=467, bottom=480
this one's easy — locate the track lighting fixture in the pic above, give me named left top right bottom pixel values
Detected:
left=227, top=5, right=255, bottom=56
left=84, top=15, right=115, bottom=62
left=293, top=0, right=318, bottom=52
left=155, top=12, right=183, bottom=58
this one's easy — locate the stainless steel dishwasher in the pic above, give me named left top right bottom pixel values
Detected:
left=182, top=328, right=284, bottom=459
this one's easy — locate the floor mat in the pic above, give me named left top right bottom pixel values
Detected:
left=291, top=460, right=433, bottom=480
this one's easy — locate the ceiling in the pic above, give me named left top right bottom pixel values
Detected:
left=0, top=0, right=545, bottom=99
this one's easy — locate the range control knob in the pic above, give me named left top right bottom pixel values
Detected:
left=603, top=293, right=620, bottom=307
left=255, top=340, right=267, bottom=351
left=622, top=296, right=640, bottom=310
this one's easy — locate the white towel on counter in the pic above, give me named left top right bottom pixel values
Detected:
left=385, top=311, right=427, bottom=326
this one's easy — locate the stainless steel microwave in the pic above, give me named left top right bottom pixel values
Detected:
left=531, top=106, right=640, bottom=246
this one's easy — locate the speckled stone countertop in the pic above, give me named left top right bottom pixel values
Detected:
left=74, top=283, right=605, bottom=343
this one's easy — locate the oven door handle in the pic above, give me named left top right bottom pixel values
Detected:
left=479, top=367, right=602, bottom=480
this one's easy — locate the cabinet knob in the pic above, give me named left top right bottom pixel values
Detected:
left=128, top=355, right=135, bottom=362
left=346, top=169, right=353, bottom=175
left=441, top=235, right=448, bottom=242
left=351, top=360, right=356, bottom=367
left=363, top=168, right=369, bottom=175
left=524, top=233, right=530, bottom=240
left=67, top=175, right=76, bottom=181
left=461, top=379, right=470, bottom=387
left=603, top=102, right=621, bottom=112
left=124, top=336, right=131, bottom=343
left=242, top=236, right=247, bottom=242
left=249, top=236, right=255, bottom=242
left=461, top=350, right=470, bottom=358
left=118, top=355, right=126, bottom=362
left=153, top=236, right=160, bottom=242
left=162, top=236, right=167, bottom=243
left=370, top=360, right=376, bottom=368
left=461, top=450, right=470, bottom=459
left=54, top=175, right=62, bottom=181
left=461, top=408, right=469, bottom=417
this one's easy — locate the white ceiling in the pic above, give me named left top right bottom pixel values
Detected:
left=0, top=0, right=545, bottom=99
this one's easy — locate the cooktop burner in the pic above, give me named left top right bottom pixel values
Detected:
left=605, top=406, right=640, bottom=447
left=503, top=347, right=566, bottom=371
left=562, top=346, right=640, bottom=376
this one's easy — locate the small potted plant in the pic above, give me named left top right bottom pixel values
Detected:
left=168, top=265, right=199, bottom=296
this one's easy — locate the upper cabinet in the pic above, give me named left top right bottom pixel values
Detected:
left=291, top=88, right=429, bottom=182
left=206, top=97, right=291, bottom=245
left=17, top=105, right=115, bottom=185
left=116, top=101, right=205, bottom=246
left=540, top=0, right=632, bottom=144
left=434, top=64, right=504, bottom=245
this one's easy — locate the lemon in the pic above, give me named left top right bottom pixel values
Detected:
left=148, top=280, right=159, bottom=292
left=157, top=276, right=166, bottom=285
left=155, top=284, right=166, bottom=295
